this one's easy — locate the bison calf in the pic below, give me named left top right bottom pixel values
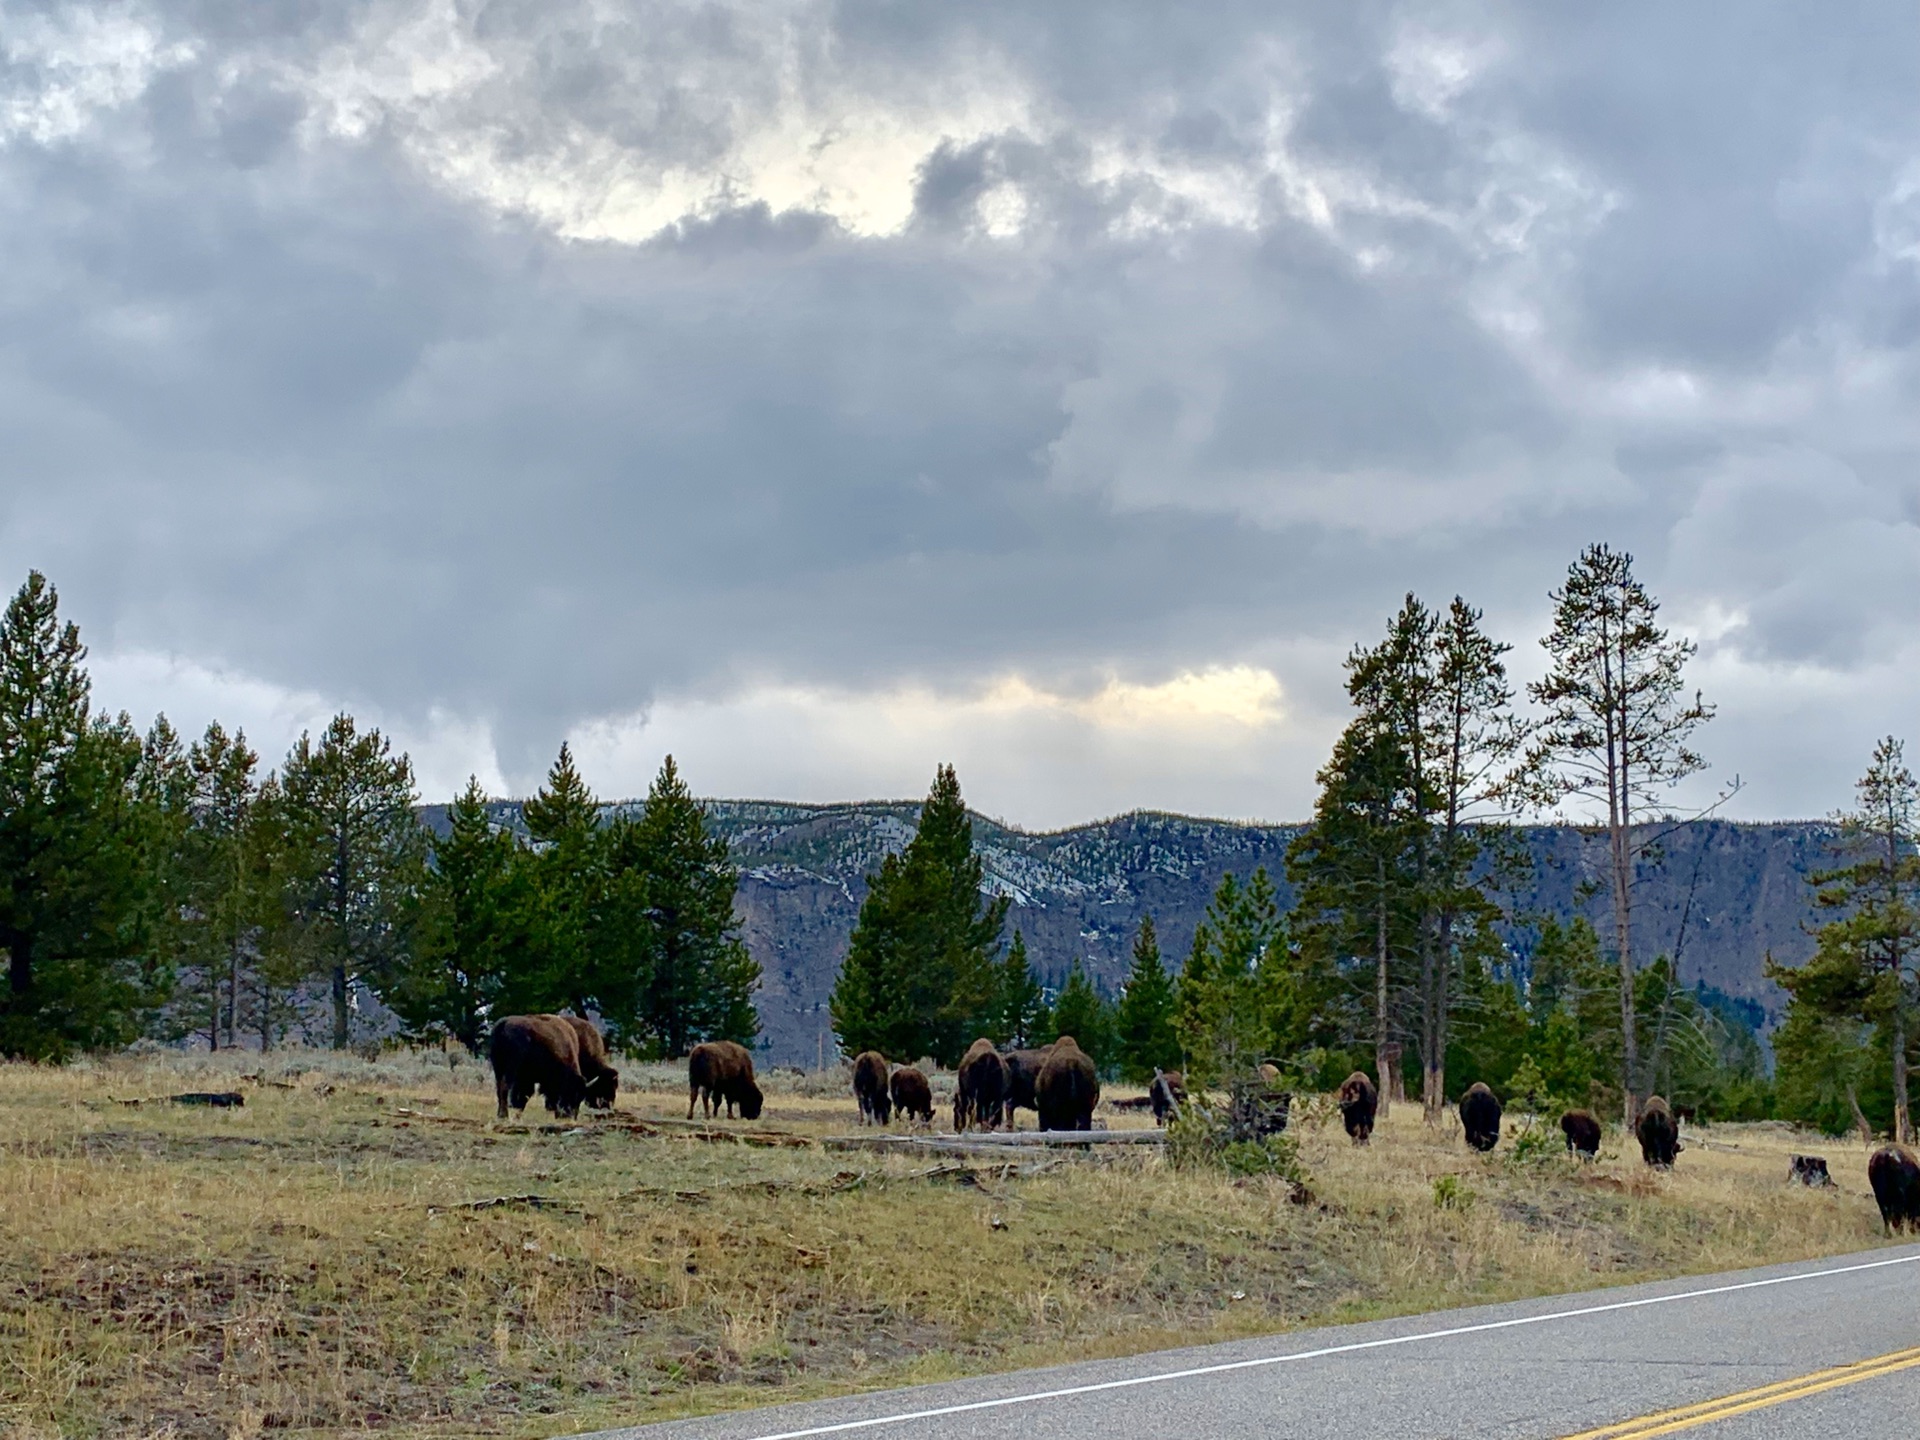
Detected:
left=1560, top=1109, right=1602, bottom=1160
left=1636, top=1095, right=1679, bottom=1168
left=688, top=1040, right=764, bottom=1121
left=851, top=1050, right=892, bottom=1125
left=491, top=1015, right=588, bottom=1119
left=1148, top=1068, right=1186, bottom=1126
left=1337, top=1071, right=1378, bottom=1145
left=889, top=1065, right=934, bottom=1125
left=1868, top=1145, right=1920, bottom=1234
left=1460, top=1082, right=1502, bottom=1152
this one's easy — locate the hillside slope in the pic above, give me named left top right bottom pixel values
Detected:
left=451, top=801, right=1834, bottom=1066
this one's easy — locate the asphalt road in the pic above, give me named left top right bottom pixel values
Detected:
left=579, top=1243, right=1920, bottom=1440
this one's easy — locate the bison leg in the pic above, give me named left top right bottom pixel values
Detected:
left=687, top=1085, right=699, bottom=1121
left=495, top=1073, right=511, bottom=1120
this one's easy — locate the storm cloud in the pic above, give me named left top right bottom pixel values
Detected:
left=4, top=1, right=1919, bottom=824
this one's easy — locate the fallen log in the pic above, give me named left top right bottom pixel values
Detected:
left=825, top=1128, right=1162, bottom=1151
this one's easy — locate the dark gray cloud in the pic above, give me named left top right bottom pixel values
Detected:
left=4, top=1, right=1919, bottom=820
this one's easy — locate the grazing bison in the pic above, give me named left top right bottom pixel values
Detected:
left=889, top=1065, right=934, bottom=1124
left=1788, top=1154, right=1833, bottom=1188
left=1636, top=1095, right=1679, bottom=1168
left=558, top=1014, right=620, bottom=1110
left=1560, top=1109, right=1602, bottom=1160
left=687, top=1041, right=763, bottom=1121
left=1460, top=1082, right=1502, bottom=1152
left=1337, top=1071, right=1378, bottom=1145
left=955, top=1038, right=1010, bottom=1131
left=1868, top=1145, right=1920, bottom=1234
left=1001, top=1046, right=1054, bottom=1126
left=1149, top=1068, right=1187, bottom=1125
left=1036, top=1035, right=1100, bottom=1131
left=851, top=1050, right=892, bottom=1125
left=491, top=1014, right=588, bottom=1119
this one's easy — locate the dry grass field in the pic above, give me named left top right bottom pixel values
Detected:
left=0, top=1049, right=1899, bottom=1440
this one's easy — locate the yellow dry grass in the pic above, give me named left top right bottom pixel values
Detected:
left=0, top=1052, right=1897, bottom=1440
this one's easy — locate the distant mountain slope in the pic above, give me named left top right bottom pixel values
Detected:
left=439, top=800, right=1835, bottom=1067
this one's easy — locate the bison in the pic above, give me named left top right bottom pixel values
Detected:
left=1636, top=1095, right=1679, bottom=1168
left=1868, top=1145, right=1920, bottom=1234
left=491, top=1014, right=588, bottom=1120
left=1460, top=1082, right=1502, bottom=1152
left=889, top=1065, right=934, bottom=1125
left=1149, top=1068, right=1187, bottom=1125
left=1560, top=1109, right=1602, bottom=1160
left=851, top=1050, right=892, bottom=1125
left=1788, top=1154, right=1833, bottom=1188
left=1001, top=1045, right=1054, bottom=1127
left=1036, top=1035, right=1100, bottom=1131
left=955, top=1038, right=1010, bottom=1131
left=687, top=1040, right=764, bottom=1121
left=558, top=1014, right=620, bottom=1110
left=1337, top=1071, right=1378, bottom=1145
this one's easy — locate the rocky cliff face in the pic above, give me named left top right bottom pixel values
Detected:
left=467, top=801, right=1814, bottom=1067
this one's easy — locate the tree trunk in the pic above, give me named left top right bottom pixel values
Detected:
left=8, top=935, right=29, bottom=998
left=1894, top=1007, right=1912, bottom=1146
left=1847, top=1082, right=1873, bottom=1146
left=332, top=962, right=350, bottom=1050
left=1426, top=912, right=1452, bottom=1121
left=1611, top=811, right=1638, bottom=1130
left=1375, top=867, right=1391, bottom=1120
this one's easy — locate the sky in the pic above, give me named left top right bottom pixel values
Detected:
left=4, top=2, right=1920, bottom=829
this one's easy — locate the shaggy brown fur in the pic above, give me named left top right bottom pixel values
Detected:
left=1636, top=1095, right=1680, bottom=1168
left=1868, top=1145, right=1920, bottom=1233
left=1560, top=1109, right=1602, bottom=1159
left=851, top=1050, right=892, bottom=1125
left=1460, top=1082, right=1502, bottom=1152
left=1148, top=1069, right=1186, bottom=1125
left=556, top=1015, right=619, bottom=1110
left=1001, top=1045, right=1054, bottom=1126
left=1036, top=1035, right=1100, bottom=1131
left=954, top=1038, right=1010, bottom=1131
left=687, top=1041, right=763, bottom=1121
left=490, top=1015, right=587, bottom=1120
left=889, top=1065, right=934, bottom=1124
left=1337, top=1071, right=1378, bottom=1145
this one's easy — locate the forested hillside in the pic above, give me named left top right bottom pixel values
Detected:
left=447, top=800, right=1833, bottom=1067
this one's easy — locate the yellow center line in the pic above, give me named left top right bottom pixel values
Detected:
left=1560, top=1345, right=1920, bottom=1438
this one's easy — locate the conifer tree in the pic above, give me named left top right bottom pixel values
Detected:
left=393, top=778, right=528, bottom=1054
left=1175, top=869, right=1283, bottom=1083
left=607, top=755, right=759, bottom=1055
left=1769, top=737, right=1920, bottom=1142
left=276, top=714, right=427, bottom=1048
left=1050, top=960, right=1115, bottom=1069
left=1518, top=544, right=1712, bottom=1126
left=0, top=573, right=155, bottom=1058
left=830, top=765, right=1007, bottom=1065
left=185, top=723, right=262, bottom=1050
left=992, top=929, right=1048, bottom=1046
left=1114, top=914, right=1179, bottom=1082
left=520, top=742, right=603, bottom=1014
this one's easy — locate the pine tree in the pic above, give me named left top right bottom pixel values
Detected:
left=1114, top=915, right=1178, bottom=1082
left=276, top=714, right=427, bottom=1049
left=1175, top=869, right=1283, bottom=1083
left=992, top=929, right=1048, bottom=1046
left=1518, top=544, right=1712, bottom=1126
left=185, top=723, right=262, bottom=1050
left=605, top=755, right=759, bottom=1056
left=392, top=778, right=528, bottom=1054
left=0, top=573, right=156, bottom=1058
left=830, top=765, right=1008, bottom=1065
left=1768, top=737, right=1920, bottom=1143
left=1286, top=716, right=1421, bottom=1111
left=520, top=743, right=603, bottom=1014
left=1050, top=960, right=1115, bottom=1069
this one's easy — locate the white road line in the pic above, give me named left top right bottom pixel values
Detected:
left=733, top=1251, right=1920, bottom=1440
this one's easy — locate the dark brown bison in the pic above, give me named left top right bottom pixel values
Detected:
left=1636, top=1095, right=1679, bottom=1168
left=687, top=1040, right=764, bottom=1121
left=490, top=1014, right=588, bottom=1119
left=954, top=1038, right=1010, bottom=1130
left=1337, top=1071, right=1378, bottom=1145
left=1149, top=1068, right=1187, bottom=1125
left=1560, top=1109, right=1602, bottom=1159
left=1036, top=1035, right=1100, bottom=1131
left=1788, top=1154, right=1833, bottom=1188
left=1868, top=1145, right=1920, bottom=1233
left=1460, top=1082, right=1502, bottom=1152
left=1001, top=1046, right=1054, bottom=1126
left=889, top=1065, right=934, bottom=1124
left=558, top=1014, right=620, bottom=1110
left=851, top=1050, right=892, bottom=1125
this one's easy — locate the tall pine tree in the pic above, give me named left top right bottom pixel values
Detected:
left=830, top=765, right=1007, bottom=1065
left=992, top=929, right=1048, bottom=1047
left=1175, top=870, right=1283, bottom=1083
left=1050, top=960, right=1115, bottom=1071
left=1114, top=915, right=1178, bottom=1082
